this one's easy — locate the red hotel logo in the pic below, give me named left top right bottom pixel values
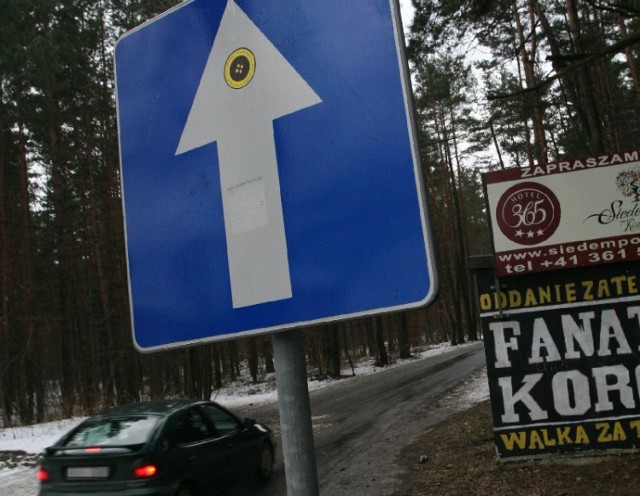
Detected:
left=496, top=182, right=561, bottom=246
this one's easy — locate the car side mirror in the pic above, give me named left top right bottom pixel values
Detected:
left=244, top=418, right=256, bottom=428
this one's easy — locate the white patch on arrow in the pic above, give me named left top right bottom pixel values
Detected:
left=176, top=0, right=322, bottom=309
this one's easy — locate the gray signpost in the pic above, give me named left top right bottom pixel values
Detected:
left=273, top=331, right=320, bottom=495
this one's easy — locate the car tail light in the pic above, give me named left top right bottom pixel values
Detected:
left=37, top=468, right=50, bottom=481
left=133, top=464, right=158, bottom=478
left=84, top=446, right=102, bottom=453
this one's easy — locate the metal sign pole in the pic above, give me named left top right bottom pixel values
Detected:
left=273, top=330, right=320, bottom=496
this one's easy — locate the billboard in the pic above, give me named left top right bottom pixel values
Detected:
left=476, top=261, right=640, bottom=459
left=484, top=149, right=640, bottom=277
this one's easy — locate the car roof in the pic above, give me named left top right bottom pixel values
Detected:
left=90, top=399, right=208, bottom=419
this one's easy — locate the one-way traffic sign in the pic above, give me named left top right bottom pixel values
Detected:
left=114, top=0, right=437, bottom=351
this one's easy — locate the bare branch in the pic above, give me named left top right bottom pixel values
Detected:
left=583, top=0, right=640, bottom=18
left=487, top=29, right=640, bottom=100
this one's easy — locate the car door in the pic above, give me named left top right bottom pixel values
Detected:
left=165, top=407, right=230, bottom=492
left=199, top=403, right=261, bottom=478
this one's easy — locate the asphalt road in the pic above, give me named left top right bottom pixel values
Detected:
left=226, top=341, right=486, bottom=496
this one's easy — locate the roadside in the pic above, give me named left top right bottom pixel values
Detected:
left=0, top=341, right=486, bottom=496
left=393, top=399, right=640, bottom=496
left=317, top=362, right=489, bottom=496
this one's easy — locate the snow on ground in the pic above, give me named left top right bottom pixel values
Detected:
left=214, top=341, right=485, bottom=410
left=0, top=341, right=488, bottom=495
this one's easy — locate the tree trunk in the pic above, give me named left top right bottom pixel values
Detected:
left=374, top=316, right=388, bottom=367
left=615, top=2, right=640, bottom=94
left=248, top=338, right=259, bottom=384
left=324, top=324, right=341, bottom=378
left=398, top=313, right=411, bottom=359
left=513, top=0, right=548, bottom=164
left=0, top=88, right=11, bottom=426
left=16, top=104, right=34, bottom=423
left=213, top=344, right=223, bottom=390
left=565, top=0, right=604, bottom=153
left=262, top=337, right=275, bottom=374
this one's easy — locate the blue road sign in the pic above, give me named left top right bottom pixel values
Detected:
left=115, top=0, right=437, bottom=351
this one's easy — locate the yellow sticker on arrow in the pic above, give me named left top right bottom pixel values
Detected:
left=224, top=48, right=256, bottom=89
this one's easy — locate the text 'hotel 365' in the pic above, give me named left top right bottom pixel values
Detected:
left=480, top=149, right=640, bottom=460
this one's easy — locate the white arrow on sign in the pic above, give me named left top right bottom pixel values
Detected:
left=176, top=0, right=322, bottom=308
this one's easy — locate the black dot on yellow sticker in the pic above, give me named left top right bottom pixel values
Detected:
left=224, top=48, right=255, bottom=89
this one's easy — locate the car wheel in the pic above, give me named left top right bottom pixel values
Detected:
left=174, top=483, right=195, bottom=496
left=257, top=442, right=274, bottom=481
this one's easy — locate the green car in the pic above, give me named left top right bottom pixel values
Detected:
left=37, top=399, right=275, bottom=495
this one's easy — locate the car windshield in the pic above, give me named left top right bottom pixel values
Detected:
left=63, top=415, right=160, bottom=448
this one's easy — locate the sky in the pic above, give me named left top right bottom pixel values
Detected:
left=399, top=0, right=416, bottom=35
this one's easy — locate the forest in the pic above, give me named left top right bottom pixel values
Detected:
left=1, top=0, right=639, bottom=426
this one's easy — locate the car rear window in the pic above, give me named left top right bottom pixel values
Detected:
left=63, top=416, right=160, bottom=448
